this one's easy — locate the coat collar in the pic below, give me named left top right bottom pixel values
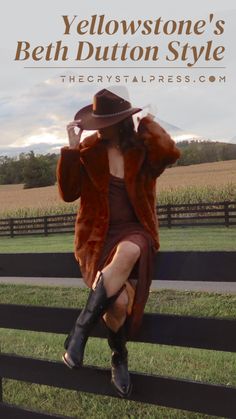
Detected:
left=80, top=132, right=145, bottom=192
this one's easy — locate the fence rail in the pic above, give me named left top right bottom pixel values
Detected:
left=0, top=200, right=236, bottom=237
left=0, top=251, right=236, bottom=417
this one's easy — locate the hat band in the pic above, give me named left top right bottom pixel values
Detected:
left=92, top=108, right=133, bottom=118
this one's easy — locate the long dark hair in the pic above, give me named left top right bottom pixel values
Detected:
left=101, top=116, right=143, bottom=153
left=116, top=116, right=137, bottom=152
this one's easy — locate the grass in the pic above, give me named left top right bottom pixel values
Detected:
left=0, top=226, right=236, bottom=253
left=0, top=232, right=75, bottom=253
left=1, top=284, right=236, bottom=318
left=1, top=284, right=236, bottom=418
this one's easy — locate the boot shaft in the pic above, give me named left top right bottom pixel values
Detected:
left=108, top=325, right=128, bottom=360
left=64, top=271, right=124, bottom=366
left=75, top=272, right=122, bottom=331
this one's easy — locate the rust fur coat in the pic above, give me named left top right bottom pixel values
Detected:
left=56, top=116, right=181, bottom=289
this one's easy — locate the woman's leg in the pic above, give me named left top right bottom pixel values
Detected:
left=63, top=241, right=140, bottom=370
left=99, top=240, right=141, bottom=399
left=100, top=240, right=141, bottom=297
left=103, top=288, right=129, bottom=332
left=63, top=272, right=124, bottom=369
left=104, top=288, right=133, bottom=398
left=100, top=240, right=139, bottom=333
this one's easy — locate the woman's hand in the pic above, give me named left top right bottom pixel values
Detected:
left=67, top=121, right=83, bottom=149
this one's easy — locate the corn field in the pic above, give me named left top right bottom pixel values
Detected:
left=0, top=160, right=235, bottom=219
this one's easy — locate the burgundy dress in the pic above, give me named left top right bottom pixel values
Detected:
left=97, top=173, right=156, bottom=337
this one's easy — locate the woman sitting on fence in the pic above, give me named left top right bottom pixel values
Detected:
left=56, top=86, right=181, bottom=397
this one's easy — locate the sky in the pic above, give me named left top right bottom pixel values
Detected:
left=0, top=0, right=236, bottom=155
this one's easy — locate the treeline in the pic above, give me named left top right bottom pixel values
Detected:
left=0, top=151, right=57, bottom=188
left=0, top=140, right=236, bottom=188
left=176, top=139, right=236, bottom=166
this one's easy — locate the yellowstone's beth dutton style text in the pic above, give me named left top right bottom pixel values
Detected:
left=14, top=13, right=226, bottom=67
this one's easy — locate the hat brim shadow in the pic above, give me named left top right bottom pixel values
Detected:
left=74, top=105, right=142, bottom=130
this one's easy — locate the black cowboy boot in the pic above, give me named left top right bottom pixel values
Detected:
left=62, top=271, right=122, bottom=369
left=107, top=324, right=132, bottom=397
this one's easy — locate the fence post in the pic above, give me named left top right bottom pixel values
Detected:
left=0, top=349, right=2, bottom=402
left=0, top=376, right=2, bottom=402
left=224, top=201, right=229, bottom=227
left=9, top=218, right=14, bottom=238
left=167, top=204, right=172, bottom=228
left=44, top=216, right=48, bottom=236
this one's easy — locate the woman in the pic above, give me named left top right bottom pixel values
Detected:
left=56, top=87, right=181, bottom=397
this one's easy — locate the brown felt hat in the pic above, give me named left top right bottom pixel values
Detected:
left=74, top=88, right=142, bottom=130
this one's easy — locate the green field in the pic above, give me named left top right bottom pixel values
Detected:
left=1, top=284, right=236, bottom=418
left=1, top=224, right=236, bottom=417
left=0, top=226, right=236, bottom=253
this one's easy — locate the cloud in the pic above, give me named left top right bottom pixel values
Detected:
left=0, top=78, right=95, bottom=148
left=0, top=70, right=235, bottom=153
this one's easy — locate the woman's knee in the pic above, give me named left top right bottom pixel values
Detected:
left=116, top=241, right=141, bottom=265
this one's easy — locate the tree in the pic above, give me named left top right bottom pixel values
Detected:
left=23, top=151, right=55, bottom=189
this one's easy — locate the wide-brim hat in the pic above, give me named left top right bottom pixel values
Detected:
left=74, top=88, right=142, bottom=130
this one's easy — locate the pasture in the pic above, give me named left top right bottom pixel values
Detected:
left=1, top=284, right=236, bottom=418
left=0, top=226, right=236, bottom=253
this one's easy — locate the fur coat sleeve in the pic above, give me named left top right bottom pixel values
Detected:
left=56, top=145, right=82, bottom=202
left=137, top=116, right=181, bottom=178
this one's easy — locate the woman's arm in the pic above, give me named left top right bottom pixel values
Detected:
left=138, top=115, right=181, bottom=178
left=56, top=122, right=83, bottom=202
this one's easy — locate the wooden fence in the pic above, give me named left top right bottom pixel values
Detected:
left=0, top=200, right=236, bottom=237
left=0, top=251, right=236, bottom=418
